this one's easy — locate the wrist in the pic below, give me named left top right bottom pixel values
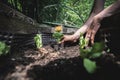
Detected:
left=72, top=33, right=80, bottom=40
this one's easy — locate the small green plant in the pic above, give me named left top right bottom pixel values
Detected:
left=52, top=25, right=63, bottom=43
left=79, top=33, right=105, bottom=74
left=0, top=41, right=10, bottom=56
left=52, top=32, right=63, bottom=43
left=34, top=34, right=43, bottom=49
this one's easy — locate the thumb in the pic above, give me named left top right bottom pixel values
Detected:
left=60, top=39, right=65, bottom=43
left=59, top=36, right=65, bottom=43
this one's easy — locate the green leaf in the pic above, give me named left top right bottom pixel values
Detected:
left=80, top=48, right=88, bottom=58
left=83, top=58, right=97, bottom=74
left=52, top=32, right=63, bottom=42
left=3, top=46, right=10, bottom=55
left=89, top=52, right=102, bottom=59
left=34, top=34, right=43, bottom=49
left=53, top=32, right=63, bottom=38
left=0, top=42, right=6, bottom=51
left=91, top=42, right=105, bottom=53
left=80, top=47, right=92, bottom=58
left=79, top=33, right=88, bottom=48
left=0, top=41, right=10, bottom=55
left=80, top=36, right=85, bottom=48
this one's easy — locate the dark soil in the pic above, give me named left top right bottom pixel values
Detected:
left=0, top=44, right=120, bottom=80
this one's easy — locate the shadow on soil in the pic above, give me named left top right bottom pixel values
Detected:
left=27, top=56, right=120, bottom=80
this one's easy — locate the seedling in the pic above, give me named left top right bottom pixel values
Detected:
left=52, top=25, right=63, bottom=43
left=52, top=25, right=64, bottom=50
left=0, top=41, right=10, bottom=56
left=34, top=34, right=43, bottom=49
left=79, top=33, right=105, bottom=73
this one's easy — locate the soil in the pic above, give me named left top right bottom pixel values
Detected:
left=0, top=44, right=120, bottom=80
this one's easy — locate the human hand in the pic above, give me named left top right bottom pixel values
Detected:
left=85, top=16, right=101, bottom=45
left=60, top=34, right=79, bottom=43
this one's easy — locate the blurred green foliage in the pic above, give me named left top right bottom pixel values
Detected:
left=3, top=0, right=116, bottom=27
left=105, top=0, right=116, bottom=8
left=79, top=34, right=105, bottom=73
left=41, top=0, right=94, bottom=27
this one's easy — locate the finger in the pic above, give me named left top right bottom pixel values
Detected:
left=91, top=32, right=95, bottom=45
left=85, top=30, right=91, bottom=41
left=85, top=32, right=92, bottom=46
left=60, top=38, right=65, bottom=43
left=60, top=35, right=71, bottom=43
left=73, top=39, right=77, bottom=42
left=90, top=24, right=100, bottom=45
left=60, top=36, right=66, bottom=43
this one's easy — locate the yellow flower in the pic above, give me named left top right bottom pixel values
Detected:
left=55, top=25, right=62, bottom=32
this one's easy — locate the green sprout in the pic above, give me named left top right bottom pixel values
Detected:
left=52, top=25, right=63, bottom=43
left=79, top=33, right=105, bottom=74
left=52, top=32, right=63, bottom=43
left=0, top=41, right=10, bottom=56
left=34, top=34, right=43, bottom=49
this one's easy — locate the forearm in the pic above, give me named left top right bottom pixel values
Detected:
left=73, top=0, right=105, bottom=37
left=74, top=0, right=120, bottom=38
left=96, top=0, right=120, bottom=20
